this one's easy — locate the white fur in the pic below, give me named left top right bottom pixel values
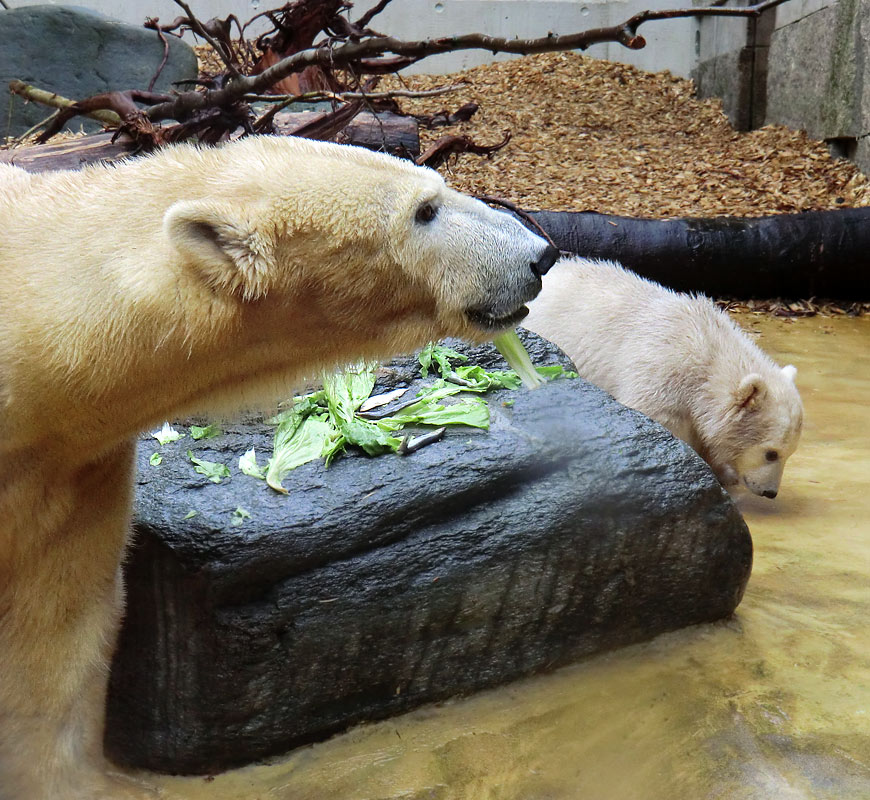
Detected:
left=0, top=135, right=552, bottom=799
left=524, top=257, right=803, bottom=497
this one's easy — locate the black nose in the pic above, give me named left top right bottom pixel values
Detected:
left=762, top=489, right=778, bottom=499
left=531, top=244, right=559, bottom=277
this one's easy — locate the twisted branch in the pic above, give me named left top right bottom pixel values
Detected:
left=142, top=0, right=792, bottom=124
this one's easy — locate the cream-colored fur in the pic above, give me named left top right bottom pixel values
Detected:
left=0, top=135, right=553, bottom=799
left=525, top=257, right=803, bottom=497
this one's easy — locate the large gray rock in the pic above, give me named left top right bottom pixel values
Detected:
left=105, top=333, right=752, bottom=775
left=1, top=6, right=197, bottom=137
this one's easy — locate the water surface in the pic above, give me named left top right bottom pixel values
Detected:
left=151, top=315, right=870, bottom=800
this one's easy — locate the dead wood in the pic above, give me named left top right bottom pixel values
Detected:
left=414, top=102, right=479, bottom=129
left=142, top=0, right=793, bottom=127
left=8, top=80, right=122, bottom=128
left=5, top=0, right=797, bottom=159
left=277, top=99, right=363, bottom=141
left=0, top=132, right=138, bottom=171
left=527, top=206, right=870, bottom=300
left=34, top=90, right=174, bottom=144
left=416, top=131, right=511, bottom=169
left=0, top=111, right=417, bottom=173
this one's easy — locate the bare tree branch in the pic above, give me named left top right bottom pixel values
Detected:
left=416, top=131, right=511, bottom=169
left=8, top=80, right=122, bottom=126
left=170, top=0, right=242, bottom=79
left=355, top=0, right=395, bottom=31
left=243, top=83, right=467, bottom=103
left=143, top=0, right=792, bottom=124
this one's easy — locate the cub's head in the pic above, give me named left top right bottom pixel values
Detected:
left=710, top=365, right=803, bottom=499
left=163, top=136, right=556, bottom=352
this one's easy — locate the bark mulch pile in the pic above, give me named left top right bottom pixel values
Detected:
left=383, top=52, right=869, bottom=218
left=716, top=298, right=870, bottom=318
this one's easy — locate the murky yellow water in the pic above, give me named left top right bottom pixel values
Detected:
left=148, top=316, right=870, bottom=800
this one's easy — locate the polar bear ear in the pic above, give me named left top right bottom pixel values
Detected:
left=163, top=200, right=272, bottom=299
left=735, top=373, right=767, bottom=411
left=782, top=364, right=798, bottom=382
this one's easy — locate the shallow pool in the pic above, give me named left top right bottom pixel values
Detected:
left=152, top=315, right=870, bottom=800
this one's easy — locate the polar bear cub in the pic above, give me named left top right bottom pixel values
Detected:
left=524, top=257, right=802, bottom=497
left=0, top=135, right=556, bottom=800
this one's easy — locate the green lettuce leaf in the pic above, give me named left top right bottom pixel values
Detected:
left=419, top=342, right=468, bottom=379
left=239, top=448, right=266, bottom=480
left=151, top=422, right=184, bottom=445
left=187, top=450, right=231, bottom=483
left=492, top=330, right=545, bottom=389
left=190, top=423, right=221, bottom=441
left=265, top=415, right=338, bottom=494
left=382, top=397, right=490, bottom=430
left=230, top=507, right=251, bottom=527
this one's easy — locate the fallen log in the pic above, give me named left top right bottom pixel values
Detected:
left=0, top=110, right=419, bottom=173
left=105, top=332, right=751, bottom=775
left=528, top=208, right=870, bottom=300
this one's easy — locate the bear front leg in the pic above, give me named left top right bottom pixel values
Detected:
left=0, top=442, right=158, bottom=800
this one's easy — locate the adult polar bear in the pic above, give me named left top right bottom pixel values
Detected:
left=0, top=135, right=557, bottom=800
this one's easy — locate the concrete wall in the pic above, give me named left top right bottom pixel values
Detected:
left=694, top=0, right=870, bottom=173
left=6, top=0, right=702, bottom=77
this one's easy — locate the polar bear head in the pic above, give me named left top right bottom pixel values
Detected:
left=163, top=136, right=557, bottom=351
left=707, top=364, right=803, bottom=499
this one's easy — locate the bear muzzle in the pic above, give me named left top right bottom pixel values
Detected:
left=465, top=271, right=544, bottom=332
left=465, top=304, right=531, bottom=332
left=531, top=244, right=560, bottom=277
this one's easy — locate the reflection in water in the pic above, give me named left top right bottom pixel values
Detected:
left=151, top=316, right=870, bottom=800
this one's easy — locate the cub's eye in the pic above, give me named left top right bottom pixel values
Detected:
left=765, top=450, right=779, bottom=462
left=415, top=203, right=438, bottom=224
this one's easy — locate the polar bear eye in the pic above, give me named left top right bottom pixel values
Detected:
left=415, top=203, right=438, bottom=224
left=765, top=450, right=779, bottom=462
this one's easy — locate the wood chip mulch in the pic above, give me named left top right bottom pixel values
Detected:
left=382, top=52, right=869, bottom=218
left=715, top=298, right=870, bottom=318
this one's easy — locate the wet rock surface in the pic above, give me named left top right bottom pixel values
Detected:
left=105, top=333, right=752, bottom=775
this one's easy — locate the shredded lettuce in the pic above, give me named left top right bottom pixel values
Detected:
left=149, top=452, right=163, bottom=466
left=493, top=330, right=545, bottom=389
left=239, top=448, right=266, bottom=480
left=230, top=507, right=251, bottom=527
left=380, top=397, right=490, bottom=430
left=257, top=348, right=574, bottom=494
left=190, top=423, right=221, bottom=441
left=266, top=414, right=338, bottom=494
left=151, top=422, right=184, bottom=445
left=183, top=510, right=198, bottom=520
left=419, top=342, right=468, bottom=378
left=187, top=450, right=231, bottom=483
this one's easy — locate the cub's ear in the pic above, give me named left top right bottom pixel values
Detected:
left=163, top=200, right=273, bottom=299
left=782, top=364, right=798, bottom=382
left=735, top=373, right=767, bottom=410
